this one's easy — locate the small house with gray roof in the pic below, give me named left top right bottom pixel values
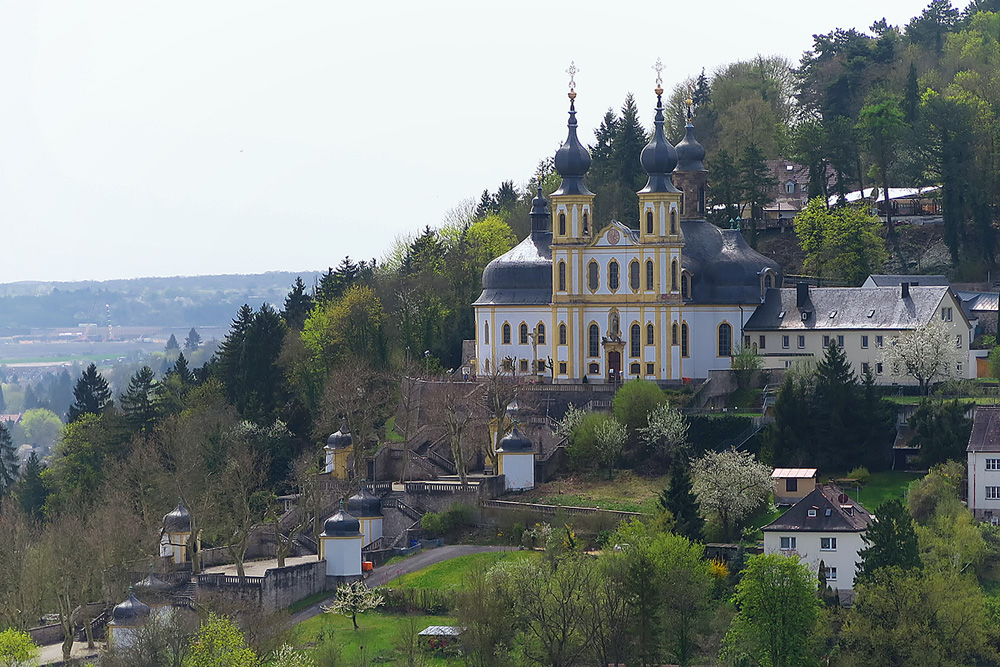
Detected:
left=743, top=283, right=973, bottom=384
left=967, top=406, right=1000, bottom=523
left=763, top=484, right=873, bottom=594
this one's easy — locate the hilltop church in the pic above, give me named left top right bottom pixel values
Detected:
left=472, top=73, right=781, bottom=383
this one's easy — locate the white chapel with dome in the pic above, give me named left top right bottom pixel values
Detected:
left=472, top=68, right=781, bottom=383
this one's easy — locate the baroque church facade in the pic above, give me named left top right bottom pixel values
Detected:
left=472, top=80, right=781, bottom=383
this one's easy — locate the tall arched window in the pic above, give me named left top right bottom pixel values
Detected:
left=670, top=210, right=677, bottom=234
left=699, top=186, right=706, bottom=214
left=582, top=211, right=589, bottom=234
left=608, top=260, right=620, bottom=291
left=646, top=323, right=654, bottom=345
left=646, top=260, right=654, bottom=290
left=558, top=261, right=567, bottom=292
left=718, top=323, right=732, bottom=357
left=588, top=262, right=599, bottom=291
left=672, top=322, right=678, bottom=345
left=680, top=189, right=685, bottom=214
left=559, top=323, right=567, bottom=345
left=681, top=323, right=689, bottom=357
left=519, top=323, right=529, bottom=345
left=588, top=324, right=600, bottom=358
left=502, top=322, right=511, bottom=344
left=646, top=211, right=654, bottom=234
left=536, top=323, right=545, bottom=344
left=629, top=260, right=640, bottom=291
left=484, top=322, right=489, bottom=344
left=681, top=273, right=689, bottom=299
left=671, top=260, right=678, bottom=291
left=558, top=213, right=566, bottom=235
left=630, top=324, right=641, bottom=357
left=764, top=273, right=773, bottom=289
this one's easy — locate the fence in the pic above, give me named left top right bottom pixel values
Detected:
left=481, top=499, right=645, bottom=519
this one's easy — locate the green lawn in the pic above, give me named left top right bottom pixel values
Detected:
left=519, top=471, right=667, bottom=514
left=825, top=470, right=923, bottom=511
left=885, top=396, right=1000, bottom=405
left=391, top=551, right=538, bottom=590
left=294, top=610, right=462, bottom=665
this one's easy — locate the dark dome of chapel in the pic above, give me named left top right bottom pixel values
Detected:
left=680, top=222, right=782, bottom=304
left=475, top=233, right=553, bottom=306
left=323, top=507, right=362, bottom=537
left=326, top=423, right=353, bottom=450
left=675, top=122, right=706, bottom=172
left=552, top=94, right=594, bottom=197
left=111, top=592, right=150, bottom=626
left=639, top=89, right=679, bottom=193
left=162, top=501, right=191, bottom=533
left=498, top=426, right=533, bottom=453
left=347, top=487, right=382, bottom=518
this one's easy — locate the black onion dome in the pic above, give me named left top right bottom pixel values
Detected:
left=639, top=89, right=680, bottom=194
left=552, top=94, right=594, bottom=197
left=162, top=501, right=191, bottom=533
left=111, top=592, right=150, bottom=626
left=675, top=122, right=706, bottom=172
left=680, top=222, right=782, bottom=304
left=323, top=507, right=362, bottom=537
left=347, top=487, right=382, bottom=518
left=474, top=233, right=552, bottom=306
left=529, top=186, right=550, bottom=235
left=326, top=421, right=353, bottom=450
left=498, top=425, right=533, bottom=453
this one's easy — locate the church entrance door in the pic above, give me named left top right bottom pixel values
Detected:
left=607, top=351, right=621, bottom=385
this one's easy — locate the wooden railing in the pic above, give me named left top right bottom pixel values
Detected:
left=196, top=573, right=265, bottom=587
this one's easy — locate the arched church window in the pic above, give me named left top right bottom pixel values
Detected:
left=646, top=211, right=654, bottom=234
left=630, top=324, right=641, bottom=358
left=670, top=210, right=677, bottom=234
left=502, top=323, right=511, bottom=344
left=671, top=261, right=678, bottom=291
left=583, top=211, right=589, bottom=234
left=536, top=323, right=545, bottom=344
left=588, top=262, right=599, bottom=291
left=608, top=260, right=620, bottom=291
left=681, top=273, right=690, bottom=299
left=672, top=323, right=678, bottom=345
left=681, top=323, right=689, bottom=357
left=519, top=323, right=529, bottom=345
left=559, top=323, right=567, bottom=346
left=718, top=323, right=732, bottom=357
left=646, top=323, right=654, bottom=345
left=646, top=260, right=654, bottom=290
left=559, top=213, right=566, bottom=235
left=558, top=261, right=566, bottom=292
left=484, top=322, right=489, bottom=344
left=629, top=261, right=640, bottom=291
left=764, top=273, right=773, bottom=289
left=588, top=324, right=600, bottom=358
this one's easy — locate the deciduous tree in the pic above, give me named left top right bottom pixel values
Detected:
left=880, top=318, right=961, bottom=394
left=183, top=614, right=258, bottom=667
left=323, top=580, right=384, bottom=630
left=691, top=448, right=771, bottom=540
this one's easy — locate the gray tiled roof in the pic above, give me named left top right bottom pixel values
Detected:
left=865, top=274, right=949, bottom=287
left=968, top=406, right=1000, bottom=452
left=763, top=485, right=872, bottom=533
left=957, top=291, right=999, bottom=313
left=744, top=286, right=949, bottom=331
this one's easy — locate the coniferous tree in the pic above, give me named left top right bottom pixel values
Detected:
left=707, top=149, right=742, bottom=226
left=184, top=327, right=202, bottom=352
left=23, top=385, right=40, bottom=411
left=17, top=451, right=46, bottom=518
left=215, top=305, right=288, bottom=423
left=119, top=366, right=160, bottom=434
left=67, top=363, right=113, bottom=423
left=691, top=68, right=711, bottom=107
left=281, top=277, right=314, bottom=330
left=910, top=399, right=973, bottom=466
left=165, top=334, right=180, bottom=352
left=171, top=353, right=193, bottom=386
left=660, top=455, right=704, bottom=541
left=0, top=422, right=17, bottom=495
left=857, top=498, right=921, bottom=583
left=737, top=143, right=776, bottom=246
left=812, top=342, right=858, bottom=468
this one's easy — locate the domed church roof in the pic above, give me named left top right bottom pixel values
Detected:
left=552, top=87, right=593, bottom=197
left=347, top=484, right=382, bottom=518
left=675, top=123, right=707, bottom=172
left=638, top=84, right=680, bottom=194
left=111, top=591, right=150, bottom=627
left=680, top=222, right=782, bottom=304
left=497, top=426, right=533, bottom=453
left=322, top=504, right=362, bottom=537
left=326, top=420, right=353, bottom=450
left=475, top=234, right=552, bottom=307
left=162, top=501, right=191, bottom=533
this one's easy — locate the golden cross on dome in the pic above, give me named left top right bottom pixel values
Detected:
left=566, top=61, right=579, bottom=92
left=652, top=58, right=664, bottom=87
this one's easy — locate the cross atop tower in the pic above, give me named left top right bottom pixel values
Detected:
left=566, top=61, right=579, bottom=93
left=652, top=57, right=664, bottom=97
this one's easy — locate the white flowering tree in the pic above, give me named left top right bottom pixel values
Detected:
left=594, top=417, right=627, bottom=473
left=323, top=580, right=384, bottom=630
left=881, top=318, right=962, bottom=395
left=691, top=448, right=771, bottom=540
left=639, top=403, right=689, bottom=459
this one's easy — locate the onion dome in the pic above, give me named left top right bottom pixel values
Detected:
left=552, top=90, right=594, bottom=197
left=162, top=501, right=191, bottom=533
left=639, top=85, right=680, bottom=194
left=111, top=590, right=150, bottom=627
left=347, top=484, right=382, bottom=518
left=675, top=102, right=706, bottom=172
left=322, top=503, right=362, bottom=537
left=326, top=420, right=353, bottom=450
left=497, top=426, right=533, bottom=453
left=529, top=186, right=550, bottom=235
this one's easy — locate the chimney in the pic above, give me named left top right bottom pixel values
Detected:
left=796, top=282, right=809, bottom=308
left=901, top=282, right=910, bottom=299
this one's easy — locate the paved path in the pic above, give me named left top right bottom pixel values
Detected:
left=288, top=545, right=515, bottom=625
left=37, top=640, right=100, bottom=665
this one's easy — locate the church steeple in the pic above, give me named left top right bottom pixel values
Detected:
left=674, top=97, right=709, bottom=220
left=551, top=62, right=595, bottom=246
left=529, top=185, right=550, bottom=237
left=638, top=73, right=679, bottom=195
left=638, top=59, right=683, bottom=243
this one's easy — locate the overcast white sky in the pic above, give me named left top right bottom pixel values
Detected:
left=0, top=0, right=949, bottom=283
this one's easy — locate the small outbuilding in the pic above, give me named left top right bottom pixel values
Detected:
left=771, top=468, right=817, bottom=505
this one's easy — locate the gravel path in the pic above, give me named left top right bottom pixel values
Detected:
left=288, top=544, right=515, bottom=625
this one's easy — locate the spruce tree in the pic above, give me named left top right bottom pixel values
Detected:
left=17, top=451, right=46, bottom=518
left=707, top=148, right=742, bottom=225
left=67, top=363, right=113, bottom=423
left=0, top=421, right=17, bottom=495
left=281, top=277, right=314, bottom=330
left=610, top=94, right=650, bottom=225
left=171, top=353, right=193, bottom=385
left=692, top=68, right=711, bottom=107
left=812, top=342, right=859, bottom=469
left=660, top=455, right=704, bottom=541
left=183, top=327, right=202, bottom=352
left=165, top=334, right=180, bottom=351
left=857, top=498, right=921, bottom=583
left=119, top=366, right=160, bottom=434
left=737, top=143, right=776, bottom=245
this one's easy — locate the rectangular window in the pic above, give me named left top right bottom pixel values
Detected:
left=942, top=307, right=953, bottom=321
left=986, top=459, right=1000, bottom=470
left=782, top=335, right=789, bottom=349
left=957, top=335, right=963, bottom=349
left=861, top=335, right=869, bottom=348
left=862, top=362, right=870, bottom=374
left=786, top=478, right=798, bottom=492
left=744, top=335, right=751, bottom=347
left=876, top=362, right=883, bottom=375
left=826, top=566, right=837, bottom=581
left=779, top=536, right=796, bottom=550
left=986, top=486, right=1000, bottom=500
left=876, top=335, right=884, bottom=348
left=821, top=537, right=837, bottom=551
left=558, top=362, right=567, bottom=375
left=646, top=362, right=654, bottom=376
left=798, top=335, right=805, bottom=349
left=519, top=359, right=529, bottom=373
left=823, top=335, right=830, bottom=347
left=807, top=508, right=817, bottom=517
left=629, top=362, right=641, bottom=375
left=837, top=335, right=844, bottom=347
left=759, top=335, right=766, bottom=350
left=537, top=360, right=546, bottom=372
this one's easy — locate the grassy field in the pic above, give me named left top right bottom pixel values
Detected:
left=824, top=470, right=923, bottom=510
left=884, top=395, right=1000, bottom=405
left=517, top=471, right=667, bottom=514
left=294, top=610, right=462, bottom=665
left=391, top=550, right=538, bottom=590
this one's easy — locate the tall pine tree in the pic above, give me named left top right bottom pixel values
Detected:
left=857, top=498, right=921, bottom=583
left=119, top=366, right=160, bottom=434
left=660, top=454, right=704, bottom=541
left=0, top=421, right=17, bottom=495
left=184, top=327, right=202, bottom=352
left=282, top=277, right=314, bottom=330
left=67, top=363, right=113, bottom=423
left=17, top=451, right=46, bottom=518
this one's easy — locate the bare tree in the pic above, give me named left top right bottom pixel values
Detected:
left=319, top=360, right=395, bottom=481
left=481, top=358, right=519, bottom=472
left=426, top=382, right=484, bottom=486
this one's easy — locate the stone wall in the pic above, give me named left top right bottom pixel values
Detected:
left=261, top=560, right=327, bottom=612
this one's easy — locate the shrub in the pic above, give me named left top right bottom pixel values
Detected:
left=848, top=466, right=871, bottom=487
left=421, top=503, right=477, bottom=538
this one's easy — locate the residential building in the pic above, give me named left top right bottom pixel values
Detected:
left=762, top=484, right=873, bottom=595
left=743, top=282, right=974, bottom=384
left=772, top=467, right=817, bottom=505
left=967, top=406, right=1000, bottom=523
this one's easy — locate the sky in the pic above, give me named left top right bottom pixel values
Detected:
left=0, top=0, right=951, bottom=283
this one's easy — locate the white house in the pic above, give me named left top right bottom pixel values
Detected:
left=968, top=405, right=1000, bottom=523
left=762, top=485, right=873, bottom=596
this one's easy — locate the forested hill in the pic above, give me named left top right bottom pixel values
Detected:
left=0, top=271, right=323, bottom=330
